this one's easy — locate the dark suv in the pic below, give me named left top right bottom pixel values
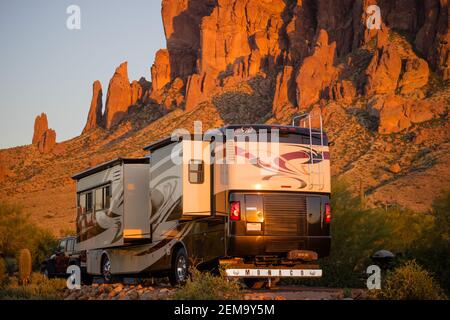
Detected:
left=41, top=236, right=78, bottom=278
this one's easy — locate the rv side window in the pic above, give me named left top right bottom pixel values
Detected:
left=85, top=192, right=93, bottom=213
left=188, top=160, right=204, bottom=184
left=95, top=188, right=103, bottom=211
left=66, top=238, right=75, bottom=252
left=78, top=193, right=86, bottom=214
left=104, top=185, right=111, bottom=209
left=58, top=239, right=66, bottom=252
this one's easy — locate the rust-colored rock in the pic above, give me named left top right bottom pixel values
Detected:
left=365, top=45, right=402, bottom=95
left=398, top=58, right=429, bottom=94
left=151, top=49, right=171, bottom=94
left=32, top=113, right=49, bottom=144
left=331, top=80, right=356, bottom=104
left=32, top=113, right=56, bottom=153
left=389, top=163, right=401, bottom=174
left=273, top=66, right=296, bottom=119
left=104, top=62, right=132, bottom=129
left=378, top=95, right=411, bottom=134
left=83, top=81, right=103, bottom=133
left=130, top=80, right=142, bottom=106
left=377, top=96, right=441, bottom=134
left=415, top=0, right=449, bottom=80
left=296, top=30, right=337, bottom=109
left=37, top=129, right=56, bottom=154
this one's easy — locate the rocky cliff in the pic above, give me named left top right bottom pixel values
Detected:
left=32, top=113, right=56, bottom=154
left=150, top=0, right=448, bottom=126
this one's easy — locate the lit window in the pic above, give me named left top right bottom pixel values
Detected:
left=95, top=188, right=103, bottom=211
left=78, top=193, right=86, bottom=214
left=188, top=160, right=204, bottom=184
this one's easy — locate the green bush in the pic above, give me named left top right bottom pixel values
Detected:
left=0, top=272, right=66, bottom=300
left=410, top=191, right=450, bottom=293
left=0, top=202, right=57, bottom=270
left=371, top=260, right=446, bottom=300
left=173, top=268, right=243, bottom=300
left=316, top=180, right=393, bottom=287
left=284, top=181, right=440, bottom=289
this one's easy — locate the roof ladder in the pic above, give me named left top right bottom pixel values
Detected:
left=292, top=112, right=325, bottom=191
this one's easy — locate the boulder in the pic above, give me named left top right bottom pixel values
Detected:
left=398, top=58, right=429, bottom=94
left=365, top=45, right=402, bottom=96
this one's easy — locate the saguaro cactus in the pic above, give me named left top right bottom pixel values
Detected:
left=18, top=248, right=32, bottom=285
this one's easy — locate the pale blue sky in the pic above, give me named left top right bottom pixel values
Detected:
left=0, top=0, right=166, bottom=148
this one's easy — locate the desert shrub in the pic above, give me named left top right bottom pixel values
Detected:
left=410, top=191, right=450, bottom=293
left=370, top=260, right=446, bottom=300
left=3, top=257, right=17, bottom=275
left=317, top=180, right=393, bottom=287
left=173, top=268, right=243, bottom=300
left=0, top=202, right=57, bottom=270
left=0, top=272, right=66, bottom=300
left=284, top=180, right=437, bottom=289
left=30, top=229, right=58, bottom=270
left=0, top=259, right=6, bottom=286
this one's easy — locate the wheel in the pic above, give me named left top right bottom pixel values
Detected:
left=101, top=255, right=113, bottom=284
left=243, top=278, right=266, bottom=289
left=43, top=267, right=50, bottom=278
left=169, top=248, right=189, bottom=286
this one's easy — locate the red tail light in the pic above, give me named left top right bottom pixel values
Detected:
left=230, top=201, right=241, bottom=221
left=325, top=203, right=331, bottom=223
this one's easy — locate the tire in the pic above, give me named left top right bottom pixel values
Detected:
left=101, top=255, right=113, bottom=284
left=243, top=278, right=266, bottom=289
left=169, top=248, right=189, bottom=286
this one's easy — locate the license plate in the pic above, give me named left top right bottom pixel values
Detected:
left=246, top=223, right=261, bottom=231
left=225, top=268, right=322, bottom=278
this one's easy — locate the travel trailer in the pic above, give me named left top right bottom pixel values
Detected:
left=71, top=115, right=331, bottom=286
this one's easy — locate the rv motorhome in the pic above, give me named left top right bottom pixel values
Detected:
left=72, top=117, right=331, bottom=286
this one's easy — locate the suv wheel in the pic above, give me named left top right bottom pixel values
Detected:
left=169, top=248, right=188, bottom=286
left=101, top=255, right=113, bottom=284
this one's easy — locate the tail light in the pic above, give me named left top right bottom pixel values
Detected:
left=230, top=201, right=241, bottom=221
left=325, top=203, right=331, bottom=223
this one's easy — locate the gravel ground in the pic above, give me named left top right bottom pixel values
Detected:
left=63, top=282, right=367, bottom=300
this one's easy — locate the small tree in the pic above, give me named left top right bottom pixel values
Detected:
left=372, top=260, right=446, bottom=300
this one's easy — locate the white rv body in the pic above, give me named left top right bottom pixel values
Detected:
left=71, top=124, right=332, bottom=280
